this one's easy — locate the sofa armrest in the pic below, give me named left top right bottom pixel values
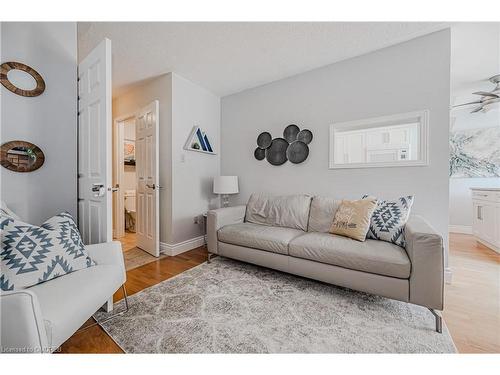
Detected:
left=0, top=289, right=49, bottom=353
left=86, top=241, right=126, bottom=284
left=207, top=205, right=247, bottom=254
left=405, top=215, right=444, bottom=310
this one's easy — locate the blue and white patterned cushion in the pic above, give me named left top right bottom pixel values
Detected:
left=362, top=195, right=414, bottom=247
left=0, top=212, right=94, bottom=291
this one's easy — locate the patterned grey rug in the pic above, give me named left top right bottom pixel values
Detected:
left=95, top=257, right=456, bottom=353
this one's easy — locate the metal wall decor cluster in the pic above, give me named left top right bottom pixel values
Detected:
left=254, top=124, right=313, bottom=165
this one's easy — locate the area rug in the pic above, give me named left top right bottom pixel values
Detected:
left=95, top=257, right=456, bottom=353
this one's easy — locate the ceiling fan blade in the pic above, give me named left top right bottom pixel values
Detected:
left=482, top=98, right=500, bottom=112
left=473, top=91, right=499, bottom=98
left=470, top=105, right=484, bottom=113
left=452, top=101, right=481, bottom=108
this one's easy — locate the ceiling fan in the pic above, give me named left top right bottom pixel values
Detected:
left=452, top=74, right=500, bottom=113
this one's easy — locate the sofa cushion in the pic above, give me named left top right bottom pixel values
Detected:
left=289, top=232, right=410, bottom=278
left=245, top=193, right=312, bottom=231
left=0, top=213, right=94, bottom=291
left=218, top=222, right=305, bottom=255
left=28, top=264, right=123, bottom=349
left=308, top=196, right=342, bottom=232
left=329, top=198, right=378, bottom=241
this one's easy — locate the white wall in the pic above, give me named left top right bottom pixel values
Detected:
left=171, top=73, right=220, bottom=244
left=221, top=30, right=451, bottom=257
left=113, top=73, right=220, bottom=247
left=113, top=74, right=173, bottom=243
left=1, top=22, right=77, bottom=224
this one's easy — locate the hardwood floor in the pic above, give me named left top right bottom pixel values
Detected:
left=443, top=233, right=499, bottom=353
left=59, top=234, right=499, bottom=353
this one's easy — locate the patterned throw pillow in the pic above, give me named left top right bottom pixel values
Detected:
left=362, top=195, right=414, bottom=247
left=0, top=212, right=94, bottom=291
left=329, top=198, right=378, bottom=241
left=0, top=201, right=21, bottom=220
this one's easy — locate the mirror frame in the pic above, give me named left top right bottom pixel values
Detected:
left=329, top=110, right=429, bottom=169
left=0, top=61, right=46, bottom=97
left=0, top=140, right=45, bottom=172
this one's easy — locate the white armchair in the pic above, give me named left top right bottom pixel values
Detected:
left=1, top=241, right=127, bottom=353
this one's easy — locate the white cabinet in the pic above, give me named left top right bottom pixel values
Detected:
left=471, top=188, right=500, bottom=253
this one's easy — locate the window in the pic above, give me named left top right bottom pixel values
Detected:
left=329, top=110, right=429, bottom=169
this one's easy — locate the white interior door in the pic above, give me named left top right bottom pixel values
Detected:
left=135, top=101, right=160, bottom=256
left=77, top=39, right=112, bottom=244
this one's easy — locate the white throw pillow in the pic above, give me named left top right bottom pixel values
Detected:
left=0, top=212, right=94, bottom=291
left=362, top=195, right=414, bottom=247
left=0, top=201, right=21, bottom=220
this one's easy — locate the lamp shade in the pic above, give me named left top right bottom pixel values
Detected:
left=213, top=176, right=239, bottom=194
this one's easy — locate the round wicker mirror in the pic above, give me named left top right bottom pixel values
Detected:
left=1, top=140, right=45, bottom=172
left=0, top=62, right=45, bottom=97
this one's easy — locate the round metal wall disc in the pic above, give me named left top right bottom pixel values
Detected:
left=265, top=138, right=289, bottom=165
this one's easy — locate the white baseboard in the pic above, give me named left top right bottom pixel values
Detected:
left=449, top=225, right=472, bottom=234
left=160, top=235, right=205, bottom=256
left=445, top=267, right=453, bottom=284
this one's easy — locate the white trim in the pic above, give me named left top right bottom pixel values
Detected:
left=445, top=267, right=453, bottom=284
left=329, top=110, right=429, bottom=169
left=448, top=225, right=472, bottom=234
left=476, top=237, right=500, bottom=254
left=160, top=236, right=206, bottom=256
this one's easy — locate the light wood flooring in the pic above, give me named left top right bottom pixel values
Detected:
left=59, top=233, right=499, bottom=353
left=116, top=231, right=170, bottom=271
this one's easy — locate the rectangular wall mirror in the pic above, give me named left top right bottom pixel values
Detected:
left=329, top=110, right=429, bottom=169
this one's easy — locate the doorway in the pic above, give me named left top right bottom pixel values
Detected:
left=112, top=100, right=160, bottom=261
left=113, top=115, right=137, bottom=251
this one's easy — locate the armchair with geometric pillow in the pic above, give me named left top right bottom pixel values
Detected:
left=0, top=203, right=128, bottom=353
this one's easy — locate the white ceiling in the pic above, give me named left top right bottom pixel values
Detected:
left=450, top=22, right=500, bottom=130
left=78, top=22, right=450, bottom=98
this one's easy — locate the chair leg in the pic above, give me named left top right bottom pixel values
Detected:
left=103, top=297, right=114, bottom=313
left=428, top=308, right=443, bottom=333
left=75, top=284, right=130, bottom=334
left=121, top=284, right=129, bottom=312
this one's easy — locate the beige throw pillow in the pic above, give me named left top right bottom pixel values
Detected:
left=329, top=198, right=378, bottom=241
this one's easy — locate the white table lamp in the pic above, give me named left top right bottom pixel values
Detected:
left=213, top=176, right=239, bottom=207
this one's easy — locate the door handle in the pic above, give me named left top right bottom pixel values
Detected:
left=146, top=183, right=156, bottom=190
left=108, top=184, right=119, bottom=192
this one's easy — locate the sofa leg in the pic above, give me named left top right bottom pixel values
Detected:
left=207, top=252, right=214, bottom=264
left=428, top=308, right=443, bottom=333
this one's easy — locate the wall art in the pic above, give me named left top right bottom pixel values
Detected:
left=1, top=140, right=45, bottom=172
left=254, top=124, right=313, bottom=165
left=184, top=126, right=216, bottom=154
left=450, top=126, right=500, bottom=178
left=0, top=61, right=45, bottom=97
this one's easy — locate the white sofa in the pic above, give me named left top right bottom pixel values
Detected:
left=0, top=241, right=126, bottom=353
left=207, top=194, right=445, bottom=332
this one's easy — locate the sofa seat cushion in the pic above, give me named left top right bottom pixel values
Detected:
left=28, top=264, right=123, bottom=349
left=289, top=232, right=410, bottom=278
left=218, top=223, right=305, bottom=255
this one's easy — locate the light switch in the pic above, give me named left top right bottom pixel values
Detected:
left=180, top=154, right=186, bottom=163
